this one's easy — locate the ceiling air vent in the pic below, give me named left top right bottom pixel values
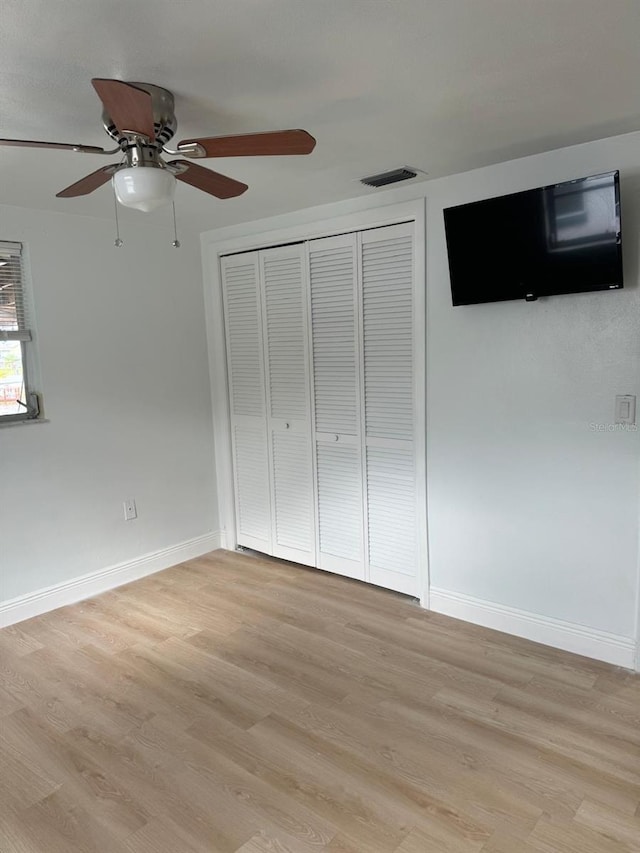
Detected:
left=360, top=167, right=418, bottom=188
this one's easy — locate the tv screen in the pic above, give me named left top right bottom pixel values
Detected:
left=444, top=171, right=623, bottom=306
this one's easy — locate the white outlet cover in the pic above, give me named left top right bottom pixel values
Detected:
left=615, top=395, right=636, bottom=425
left=123, top=499, right=137, bottom=521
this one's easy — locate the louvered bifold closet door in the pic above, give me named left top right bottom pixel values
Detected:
left=221, top=253, right=271, bottom=553
left=360, top=223, right=419, bottom=596
left=261, top=245, right=316, bottom=567
left=309, top=235, right=365, bottom=580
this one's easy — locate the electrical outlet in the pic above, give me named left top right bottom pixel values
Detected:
left=123, top=498, right=137, bottom=521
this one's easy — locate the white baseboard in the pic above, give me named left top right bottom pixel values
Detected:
left=429, top=587, right=636, bottom=670
left=0, top=531, right=222, bottom=628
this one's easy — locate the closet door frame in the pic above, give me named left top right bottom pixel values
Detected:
left=203, top=198, right=429, bottom=607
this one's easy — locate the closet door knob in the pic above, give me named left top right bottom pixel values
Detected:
left=334, top=434, right=340, bottom=441
left=285, top=422, right=290, bottom=429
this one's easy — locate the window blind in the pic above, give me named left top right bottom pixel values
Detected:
left=0, top=241, right=31, bottom=342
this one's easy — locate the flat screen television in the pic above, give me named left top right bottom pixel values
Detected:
left=443, top=170, right=623, bottom=305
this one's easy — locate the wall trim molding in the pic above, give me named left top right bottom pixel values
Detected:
left=0, top=531, right=222, bottom=628
left=430, top=587, right=636, bottom=669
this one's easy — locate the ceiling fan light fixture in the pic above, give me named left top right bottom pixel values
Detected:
left=112, top=166, right=176, bottom=212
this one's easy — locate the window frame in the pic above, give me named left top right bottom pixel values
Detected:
left=0, top=241, right=41, bottom=424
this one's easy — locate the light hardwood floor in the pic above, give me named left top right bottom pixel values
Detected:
left=1, top=550, right=639, bottom=852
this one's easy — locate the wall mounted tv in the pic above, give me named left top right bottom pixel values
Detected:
left=444, top=170, right=623, bottom=305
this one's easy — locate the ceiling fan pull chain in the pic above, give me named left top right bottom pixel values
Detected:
left=171, top=202, right=181, bottom=248
left=113, top=184, right=123, bottom=247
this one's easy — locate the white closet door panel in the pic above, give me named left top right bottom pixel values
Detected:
left=222, top=255, right=265, bottom=418
left=366, top=445, right=418, bottom=595
left=309, top=236, right=358, bottom=435
left=262, top=249, right=308, bottom=421
left=360, top=222, right=418, bottom=597
left=361, top=226, right=414, bottom=442
left=223, top=223, right=423, bottom=599
left=232, top=420, right=271, bottom=549
left=261, top=244, right=315, bottom=566
left=309, top=234, right=363, bottom=580
left=316, top=442, right=364, bottom=578
left=222, top=253, right=271, bottom=552
left=271, top=429, right=315, bottom=565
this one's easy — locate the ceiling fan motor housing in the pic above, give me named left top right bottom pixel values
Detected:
left=102, top=82, right=177, bottom=149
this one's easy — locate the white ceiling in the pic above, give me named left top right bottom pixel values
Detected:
left=1, top=0, right=639, bottom=231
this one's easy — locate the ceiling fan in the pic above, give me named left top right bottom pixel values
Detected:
left=0, top=79, right=316, bottom=212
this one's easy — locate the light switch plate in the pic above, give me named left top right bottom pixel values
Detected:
left=615, top=395, right=636, bottom=425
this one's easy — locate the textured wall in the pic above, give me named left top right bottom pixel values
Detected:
left=425, top=134, right=640, bottom=636
left=0, top=205, right=218, bottom=601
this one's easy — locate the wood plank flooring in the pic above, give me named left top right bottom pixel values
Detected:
left=1, top=549, right=639, bottom=852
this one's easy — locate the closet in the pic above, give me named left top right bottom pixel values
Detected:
left=222, top=221, right=420, bottom=597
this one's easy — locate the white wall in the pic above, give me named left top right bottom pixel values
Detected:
left=201, top=130, right=640, bottom=663
left=425, top=135, right=640, bottom=640
left=0, top=205, right=218, bottom=605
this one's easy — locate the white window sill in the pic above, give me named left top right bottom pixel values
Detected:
left=0, top=417, right=50, bottom=429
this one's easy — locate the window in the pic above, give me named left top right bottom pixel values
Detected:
left=0, top=241, right=40, bottom=423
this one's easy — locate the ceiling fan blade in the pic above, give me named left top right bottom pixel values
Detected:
left=91, top=78, right=156, bottom=141
left=56, top=165, right=117, bottom=198
left=0, top=138, right=108, bottom=154
left=170, top=160, right=248, bottom=199
left=177, top=129, right=316, bottom=158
